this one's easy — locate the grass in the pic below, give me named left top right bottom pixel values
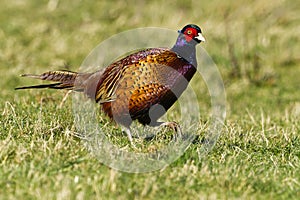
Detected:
left=1, top=0, right=300, bottom=199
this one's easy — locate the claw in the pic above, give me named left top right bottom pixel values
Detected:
left=122, top=127, right=137, bottom=149
left=159, top=121, right=182, bottom=139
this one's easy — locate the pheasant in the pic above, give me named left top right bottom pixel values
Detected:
left=16, top=24, right=205, bottom=144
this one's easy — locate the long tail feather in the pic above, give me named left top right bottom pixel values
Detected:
left=16, top=70, right=79, bottom=90
left=15, top=83, right=73, bottom=90
left=20, top=74, right=41, bottom=79
left=15, top=83, right=60, bottom=90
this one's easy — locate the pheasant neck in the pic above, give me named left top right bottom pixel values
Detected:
left=171, top=35, right=197, bottom=67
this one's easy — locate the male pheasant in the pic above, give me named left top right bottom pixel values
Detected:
left=16, top=24, right=205, bottom=143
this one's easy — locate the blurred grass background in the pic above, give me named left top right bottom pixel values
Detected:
left=0, top=0, right=299, bottom=199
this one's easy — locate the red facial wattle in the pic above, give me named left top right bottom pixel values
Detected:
left=183, top=28, right=198, bottom=42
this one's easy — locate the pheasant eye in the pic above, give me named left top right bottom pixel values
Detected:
left=187, top=30, right=192, bottom=34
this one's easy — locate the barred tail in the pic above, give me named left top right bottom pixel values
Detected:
left=15, top=70, right=79, bottom=90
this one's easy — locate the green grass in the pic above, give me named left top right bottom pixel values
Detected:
left=1, top=0, right=300, bottom=199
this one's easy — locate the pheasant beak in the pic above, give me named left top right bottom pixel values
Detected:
left=195, top=33, right=205, bottom=42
